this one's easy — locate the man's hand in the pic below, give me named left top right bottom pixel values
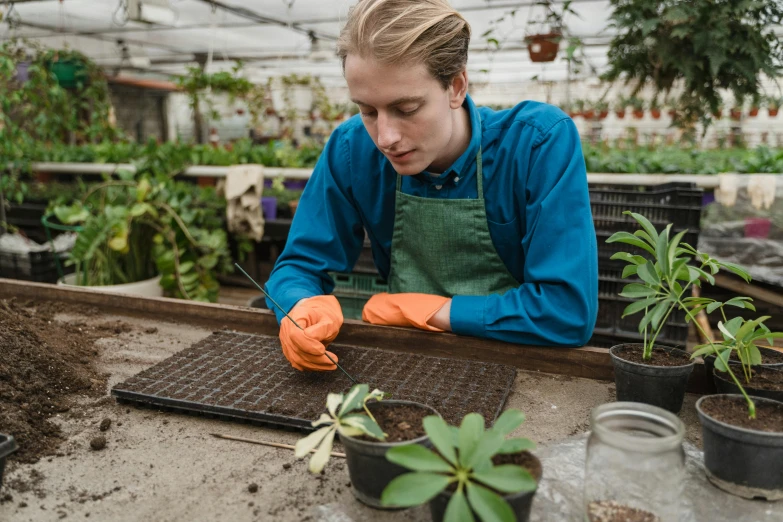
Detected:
left=279, top=295, right=343, bottom=371
left=362, top=293, right=451, bottom=332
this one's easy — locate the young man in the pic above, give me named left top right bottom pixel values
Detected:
left=265, top=0, right=598, bottom=372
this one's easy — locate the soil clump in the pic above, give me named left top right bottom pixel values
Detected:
left=0, top=298, right=127, bottom=463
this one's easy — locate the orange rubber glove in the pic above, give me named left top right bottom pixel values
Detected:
left=362, top=293, right=450, bottom=332
left=279, top=295, right=343, bottom=372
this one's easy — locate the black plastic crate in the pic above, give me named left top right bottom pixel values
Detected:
left=0, top=433, right=17, bottom=490
left=0, top=250, right=72, bottom=283
left=590, top=182, right=703, bottom=233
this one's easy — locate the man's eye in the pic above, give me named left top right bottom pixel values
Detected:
left=399, top=107, right=419, bottom=116
left=361, top=111, right=377, bottom=118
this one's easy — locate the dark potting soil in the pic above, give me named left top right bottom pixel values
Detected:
left=355, top=403, right=429, bottom=443
left=112, top=331, right=516, bottom=429
left=492, top=451, right=543, bottom=482
left=700, top=395, right=783, bottom=433
left=0, top=298, right=128, bottom=463
left=615, top=345, right=691, bottom=367
left=587, top=500, right=660, bottom=522
left=724, top=366, right=783, bottom=392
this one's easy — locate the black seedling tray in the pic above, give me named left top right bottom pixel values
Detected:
left=0, top=433, right=18, bottom=490
left=111, top=331, right=516, bottom=431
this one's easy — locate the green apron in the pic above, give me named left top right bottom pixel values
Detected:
left=387, top=146, right=520, bottom=297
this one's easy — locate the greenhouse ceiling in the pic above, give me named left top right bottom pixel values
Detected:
left=2, top=0, right=622, bottom=85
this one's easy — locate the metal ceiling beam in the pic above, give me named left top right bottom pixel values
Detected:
left=0, top=21, right=262, bottom=41
left=196, top=0, right=337, bottom=41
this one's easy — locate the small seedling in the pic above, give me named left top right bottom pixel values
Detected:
left=295, top=384, right=386, bottom=473
left=381, top=409, right=537, bottom=520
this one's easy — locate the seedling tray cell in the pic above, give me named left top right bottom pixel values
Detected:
left=111, top=331, right=516, bottom=431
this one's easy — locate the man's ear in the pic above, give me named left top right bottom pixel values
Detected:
left=448, top=69, right=468, bottom=109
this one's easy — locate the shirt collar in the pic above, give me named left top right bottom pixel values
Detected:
left=418, top=93, right=482, bottom=184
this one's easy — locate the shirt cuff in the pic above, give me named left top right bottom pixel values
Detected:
left=266, top=287, right=317, bottom=324
left=450, top=295, right=488, bottom=338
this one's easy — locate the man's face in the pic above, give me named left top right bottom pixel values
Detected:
left=344, top=54, right=460, bottom=175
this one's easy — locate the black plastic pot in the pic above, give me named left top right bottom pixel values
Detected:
left=696, top=394, right=783, bottom=500
left=713, top=366, right=783, bottom=403
left=704, top=347, right=783, bottom=394
left=0, top=433, right=18, bottom=490
left=340, top=400, right=437, bottom=509
left=428, top=453, right=541, bottom=522
left=609, top=344, right=695, bottom=414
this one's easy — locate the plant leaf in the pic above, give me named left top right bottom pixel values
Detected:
left=718, top=261, right=752, bottom=283
left=380, top=472, right=452, bottom=508
left=725, top=297, right=756, bottom=312
left=637, top=261, right=660, bottom=286
left=340, top=414, right=385, bottom=441
left=667, top=229, right=688, bottom=272
left=656, top=224, right=671, bottom=276
left=624, top=211, right=659, bottom=246
left=386, top=445, right=453, bottom=473
left=619, top=283, right=657, bottom=298
left=472, top=465, right=538, bottom=494
left=308, top=427, right=336, bottom=474
left=458, top=413, right=485, bottom=467
left=490, top=409, right=525, bottom=437
left=466, top=482, right=515, bottom=522
left=444, top=488, right=474, bottom=522
left=605, top=231, right=656, bottom=255
left=326, top=392, right=343, bottom=418
left=747, top=344, right=763, bottom=366
left=622, top=264, right=639, bottom=278
left=424, top=416, right=458, bottom=466
left=466, top=429, right=505, bottom=471
left=622, top=297, right=659, bottom=318
left=339, top=384, right=368, bottom=416
left=294, top=425, right=333, bottom=458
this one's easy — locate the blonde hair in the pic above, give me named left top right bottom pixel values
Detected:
left=336, top=0, right=471, bottom=89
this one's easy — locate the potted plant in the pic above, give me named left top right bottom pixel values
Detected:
left=613, top=96, right=627, bottom=119
left=749, top=95, right=761, bottom=117
left=523, top=0, right=577, bottom=63
left=605, top=211, right=750, bottom=413
left=582, top=100, right=596, bottom=120
left=730, top=104, right=743, bottom=121
left=381, top=409, right=540, bottom=522
left=767, top=95, right=781, bottom=117
left=595, top=100, right=609, bottom=120
left=689, top=317, right=783, bottom=500
left=649, top=98, right=662, bottom=119
left=628, top=97, right=645, bottom=119
left=295, top=384, right=438, bottom=508
left=52, top=157, right=232, bottom=301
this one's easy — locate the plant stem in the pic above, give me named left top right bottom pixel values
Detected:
left=679, top=298, right=756, bottom=418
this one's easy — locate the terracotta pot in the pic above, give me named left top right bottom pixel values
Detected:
left=668, top=110, right=676, bottom=118
left=524, top=33, right=561, bottom=63
left=583, top=110, right=595, bottom=120
left=651, top=109, right=661, bottom=120
left=749, top=107, right=759, bottom=117
left=289, top=200, right=299, bottom=216
left=598, top=110, right=609, bottom=120
left=769, top=108, right=779, bottom=117
left=615, top=110, right=626, bottom=119
left=632, top=110, right=644, bottom=120
left=730, top=109, right=742, bottom=121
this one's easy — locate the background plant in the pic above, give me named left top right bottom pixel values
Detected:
left=294, top=384, right=386, bottom=474
left=53, top=141, right=233, bottom=302
left=602, top=0, right=783, bottom=130
left=381, top=409, right=537, bottom=521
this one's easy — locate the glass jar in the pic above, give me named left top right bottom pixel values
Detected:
left=585, top=402, right=686, bottom=522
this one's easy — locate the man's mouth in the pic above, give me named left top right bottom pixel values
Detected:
left=388, top=150, right=415, bottom=161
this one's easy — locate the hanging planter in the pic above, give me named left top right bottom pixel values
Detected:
left=524, top=33, right=562, bottom=63
left=49, top=59, right=88, bottom=89
left=730, top=108, right=742, bottom=121
left=749, top=106, right=760, bottom=117
left=615, top=109, right=626, bottom=119
left=650, top=109, right=662, bottom=119
left=632, top=110, right=644, bottom=119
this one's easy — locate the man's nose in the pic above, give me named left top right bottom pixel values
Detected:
left=376, top=112, right=401, bottom=149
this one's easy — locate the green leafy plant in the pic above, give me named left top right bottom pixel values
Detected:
left=692, top=316, right=783, bottom=385
left=603, top=0, right=783, bottom=130
left=607, top=211, right=761, bottom=416
left=381, top=409, right=537, bottom=520
left=294, top=384, right=386, bottom=474
left=176, top=62, right=267, bottom=143
left=52, top=143, right=232, bottom=302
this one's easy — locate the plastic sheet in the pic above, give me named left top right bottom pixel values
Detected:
left=699, top=178, right=783, bottom=287
left=531, top=435, right=782, bottom=521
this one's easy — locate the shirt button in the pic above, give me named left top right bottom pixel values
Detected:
left=435, top=185, right=442, bottom=190
left=454, top=176, right=460, bottom=183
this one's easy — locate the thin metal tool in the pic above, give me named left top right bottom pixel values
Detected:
left=211, top=433, right=346, bottom=458
left=233, top=263, right=357, bottom=384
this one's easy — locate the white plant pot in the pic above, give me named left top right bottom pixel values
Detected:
left=58, top=274, right=163, bottom=298
left=292, top=86, right=313, bottom=112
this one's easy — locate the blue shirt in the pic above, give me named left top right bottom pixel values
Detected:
left=265, top=95, right=598, bottom=346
